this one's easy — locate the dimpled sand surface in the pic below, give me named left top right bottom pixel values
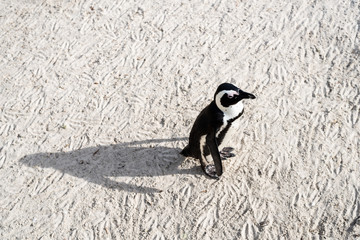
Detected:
left=1, top=0, right=360, bottom=239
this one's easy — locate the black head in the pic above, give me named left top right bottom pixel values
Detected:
left=214, top=83, right=256, bottom=108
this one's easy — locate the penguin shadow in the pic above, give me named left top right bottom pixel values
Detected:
left=19, top=137, right=199, bottom=194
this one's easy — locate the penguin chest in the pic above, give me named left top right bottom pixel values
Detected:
left=216, top=120, right=229, bottom=138
left=223, top=101, right=244, bottom=121
left=216, top=101, right=243, bottom=143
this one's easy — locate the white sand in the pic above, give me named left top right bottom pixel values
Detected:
left=1, top=0, right=360, bottom=239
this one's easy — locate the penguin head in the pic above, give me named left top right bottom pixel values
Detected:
left=214, top=83, right=256, bottom=110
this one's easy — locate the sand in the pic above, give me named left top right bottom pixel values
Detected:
left=1, top=0, right=360, bottom=239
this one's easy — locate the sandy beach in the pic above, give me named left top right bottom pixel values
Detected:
left=1, top=0, right=360, bottom=239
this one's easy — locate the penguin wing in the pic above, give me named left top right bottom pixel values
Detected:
left=206, top=128, right=223, bottom=176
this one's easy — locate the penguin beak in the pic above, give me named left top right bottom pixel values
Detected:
left=239, top=90, right=256, bottom=99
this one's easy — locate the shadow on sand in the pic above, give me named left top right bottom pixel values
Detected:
left=20, top=137, right=200, bottom=194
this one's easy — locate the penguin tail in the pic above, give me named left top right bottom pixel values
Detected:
left=180, top=145, right=191, bottom=157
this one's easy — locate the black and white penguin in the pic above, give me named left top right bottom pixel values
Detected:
left=181, top=83, right=256, bottom=178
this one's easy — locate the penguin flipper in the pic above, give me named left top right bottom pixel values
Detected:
left=204, top=165, right=219, bottom=179
left=180, top=145, right=191, bottom=157
left=206, top=131, right=223, bottom=177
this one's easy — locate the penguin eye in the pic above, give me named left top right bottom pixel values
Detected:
left=227, top=94, right=233, bottom=99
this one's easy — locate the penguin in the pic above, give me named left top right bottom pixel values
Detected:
left=181, top=83, right=256, bottom=179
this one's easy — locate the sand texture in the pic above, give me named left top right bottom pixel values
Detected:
left=1, top=0, right=360, bottom=239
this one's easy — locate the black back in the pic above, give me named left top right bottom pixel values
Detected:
left=181, top=101, right=224, bottom=159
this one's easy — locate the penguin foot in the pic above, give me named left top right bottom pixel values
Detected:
left=220, top=147, right=235, bottom=160
left=222, top=147, right=234, bottom=152
left=204, top=165, right=219, bottom=179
